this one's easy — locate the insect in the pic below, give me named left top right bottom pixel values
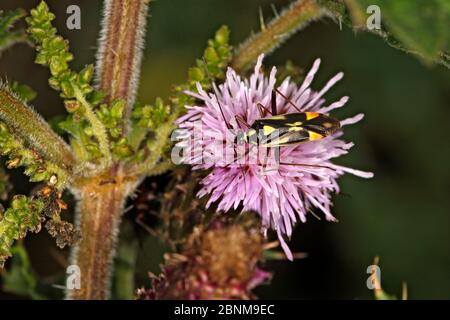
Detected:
left=211, top=87, right=343, bottom=176
left=235, top=89, right=341, bottom=148
left=200, top=58, right=341, bottom=168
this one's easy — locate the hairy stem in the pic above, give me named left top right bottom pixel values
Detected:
left=231, top=0, right=327, bottom=72
left=67, top=168, right=138, bottom=300
left=0, top=86, right=75, bottom=170
left=95, top=0, right=150, bottom=133
left=67, top=0, right=150, bottom=300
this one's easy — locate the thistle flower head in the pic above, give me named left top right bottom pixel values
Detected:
left=176, top=55, right=373, bottom=260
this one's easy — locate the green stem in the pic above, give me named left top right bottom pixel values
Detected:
left=231, top=0, right=328, bottom=72
left=73, top=86, right=112, bottom=166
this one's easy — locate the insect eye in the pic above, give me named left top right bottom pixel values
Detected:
left=326, top=121, right=341, bottom=135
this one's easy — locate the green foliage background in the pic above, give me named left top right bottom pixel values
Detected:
left=0, top=0, right=449, bottom=299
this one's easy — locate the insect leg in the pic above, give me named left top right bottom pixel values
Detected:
left=255, top=90, right=279, bottom=118
left=257, top=103, right=273, bottom=117
left=212, top=98, right=250, bottom=186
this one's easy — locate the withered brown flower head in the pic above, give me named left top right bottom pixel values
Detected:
left=137, top=213, right=271, bottom=300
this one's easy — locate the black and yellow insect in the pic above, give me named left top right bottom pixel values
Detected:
left=243, top=111, right=340, bottom=147
left=235, top=89, right=341, bottom=148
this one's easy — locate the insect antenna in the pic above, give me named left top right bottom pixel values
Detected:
left=264, top=90, right=280, bottom=168
left=274, top=88, right=302, bottom=112
left=278, top=162, right=335, bottom=170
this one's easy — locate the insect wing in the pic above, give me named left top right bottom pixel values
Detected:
left=250, top=112, right=340, bottom=146
left=260, top=129, right=310, bottom=147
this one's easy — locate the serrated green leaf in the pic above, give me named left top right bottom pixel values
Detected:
left=0, top=9, right=27, bottom=53
left=2, top=244, right=46, bottom=299
left=10, top=82, right=37, bottom=102
left=354, top=0, right=449, bottom=64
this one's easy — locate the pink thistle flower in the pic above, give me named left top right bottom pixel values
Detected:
left=176, top=55, right=373, bottom=260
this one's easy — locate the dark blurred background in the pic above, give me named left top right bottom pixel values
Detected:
left=0, top=0, right=449, bottom=299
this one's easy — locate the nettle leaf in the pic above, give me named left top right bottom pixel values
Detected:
left=2, top=244, right=45, bottom=300
left=354, top=0, right=449, bottom=65
left=0, top=9, right=27, bottom=54
left=10, top=82, right=37, bottom=102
